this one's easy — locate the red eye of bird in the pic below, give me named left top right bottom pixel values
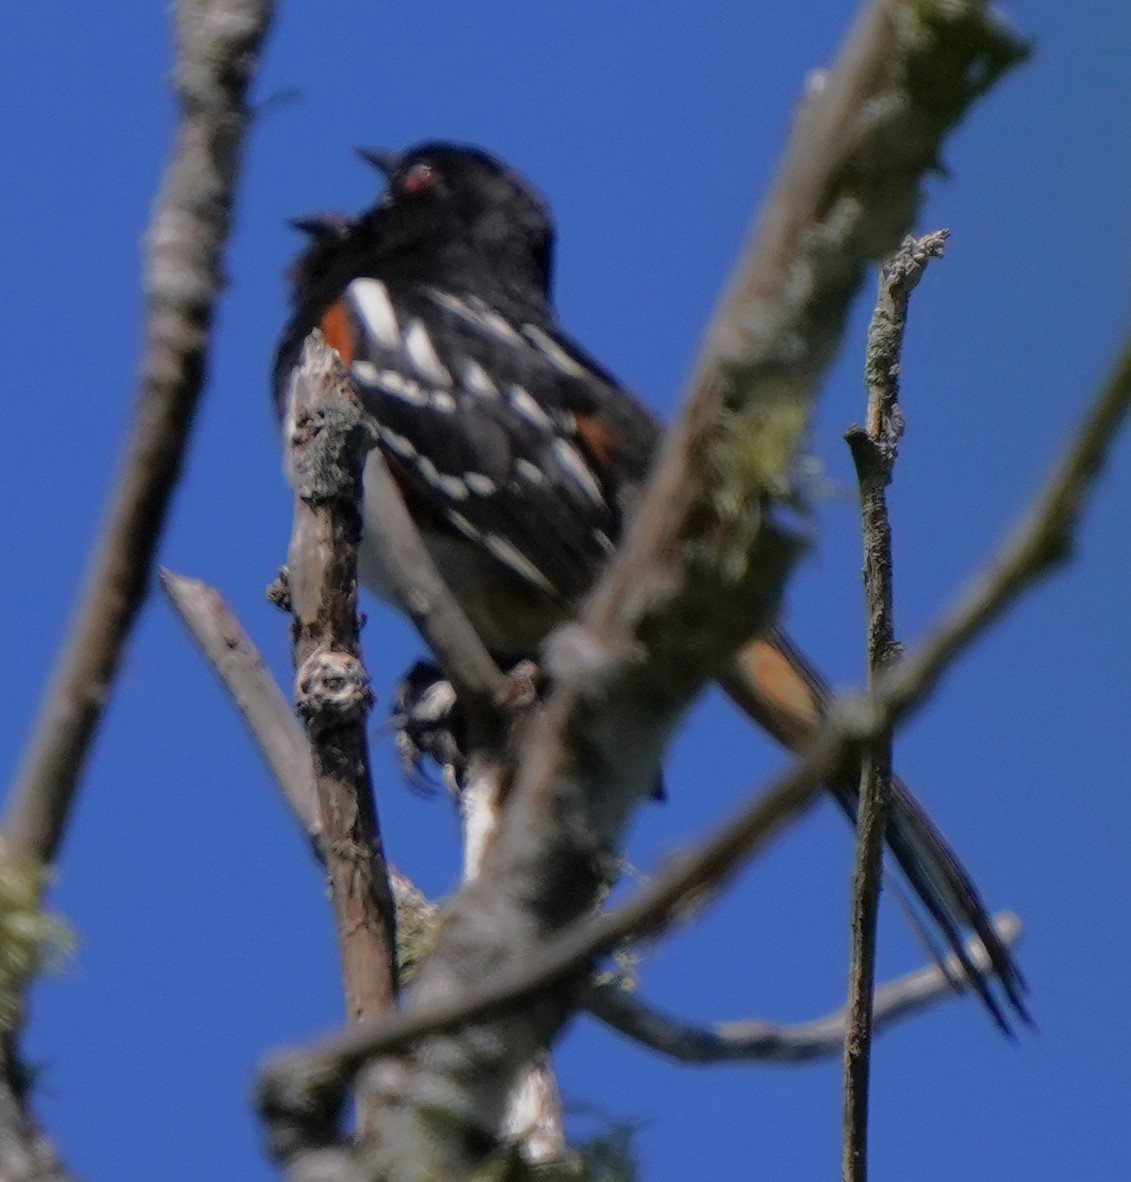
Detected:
left=402, top=161, right=437, bottom=194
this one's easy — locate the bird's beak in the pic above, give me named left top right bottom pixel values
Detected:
left=357, top=148, right=401, bottom=180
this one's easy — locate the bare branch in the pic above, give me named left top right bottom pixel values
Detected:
left=160, top=569, right=320, bottom=844
left=587, top=912, right=1022, bottom=1064
left=306, top=344, right=559, bottom=1152
left=160, top=571, right=455, bottom=915
left=284, top=336, right=398, bottom=1077
left=255, top=732, right=840, bottom=1161
left=842, top=229, right=947, bottom=1182
left=4, top=0, right=277, bottom=867
left=158, top=572, right=452, bottom=940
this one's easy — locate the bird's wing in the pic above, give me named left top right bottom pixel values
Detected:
left=316, top=277, right=659, bottom=605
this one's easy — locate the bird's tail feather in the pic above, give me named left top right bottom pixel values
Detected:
left=721, top=627, right=1030, bottom=1032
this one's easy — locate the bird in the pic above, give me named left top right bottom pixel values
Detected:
left=274, top=141, right=1028, bottom=1031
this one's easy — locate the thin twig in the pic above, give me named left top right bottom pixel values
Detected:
left=256, top=729, right=841, bottom=1153
left=587, top=912, right=1022, bottom=1064
left=160, top=569, right=320, bottom=843
left=284, top=333, right=399, bottom=1131
left=4, top=0, right=277, bottom=867
left=361, top=463, right=564, bottom=1157
left=842, top=230, right=947, bottom=1182
left=158, top=569, right=443, bottom=987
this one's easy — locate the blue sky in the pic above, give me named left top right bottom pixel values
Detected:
left=1, top=2, right=1129, bottom=1178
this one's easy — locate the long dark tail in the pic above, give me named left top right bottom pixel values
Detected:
left=721, top=626, right=1030, bottom=1033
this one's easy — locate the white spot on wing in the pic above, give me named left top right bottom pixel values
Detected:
left=404, top=320, right=451, bottom=387
left=464, top=294, right=522, bottom=343
left=437, top=474, right=469, bottom=501
left=447, top=511, right=480, bottom=539
left=464, top=473, right=497, bottom=496
left=522, top=324, right=587, bottom=377
left=377, top=369, right=429, bottom=406
left=430, top=390, right=457, bottom=413
left=485, top=533, right=555, bottom=592
left=508, top=385, right=553, bottom=430
left=480, top=307, right=523, bottom=344
left=351, top=359, right=380, bottom=385
left=427, top=288, right=475, bottom=319
left=413, top=459, right=468, bottom=502
left=348, top=278, right=399, bottom=349
left=378, top=426, right=416, bottom=458
left=462, top=359, right=498, bottom=398
left=552, top=438, right=604, bottom=503
left=427, top=288, right=521, bottom=344
left=416, top=456, right=440, bottom=486
left=515, top=459, right=546, bottom=486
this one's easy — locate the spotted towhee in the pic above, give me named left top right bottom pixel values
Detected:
left=274, top=142, right=1028, bottom=1031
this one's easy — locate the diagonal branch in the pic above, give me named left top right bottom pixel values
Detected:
left=0, top=3, right=278, bottom=1175
left=4, top=0, right=278, bottom=868
left=160, top=569, right=321, bottom=846
left=586, top=912, right=1022, bottom=1065
left=163, top=563, right=563, bottom=1161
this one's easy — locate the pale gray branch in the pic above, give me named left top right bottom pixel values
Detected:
left=0, top=2, right=277, bottom=1172
left=160, top=569, right=320, bottom=843
left=5, top=0, right=277, bottom=867
left=166, top=599, right=1012, bottom=1075
left=587, top=913, right=1023, bottom=1064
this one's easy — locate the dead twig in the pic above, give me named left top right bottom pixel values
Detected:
left=160, top=569, right=320, bottom=845
left=0, top=3, right=277, bottom=1173
left=841, top=229, right=947, bottom=1182
left=5, top=0, right=277, bottom=867
left=587, top=912, right=1022, bottom=1064
left=284, top=334, right=399, bottom=1132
